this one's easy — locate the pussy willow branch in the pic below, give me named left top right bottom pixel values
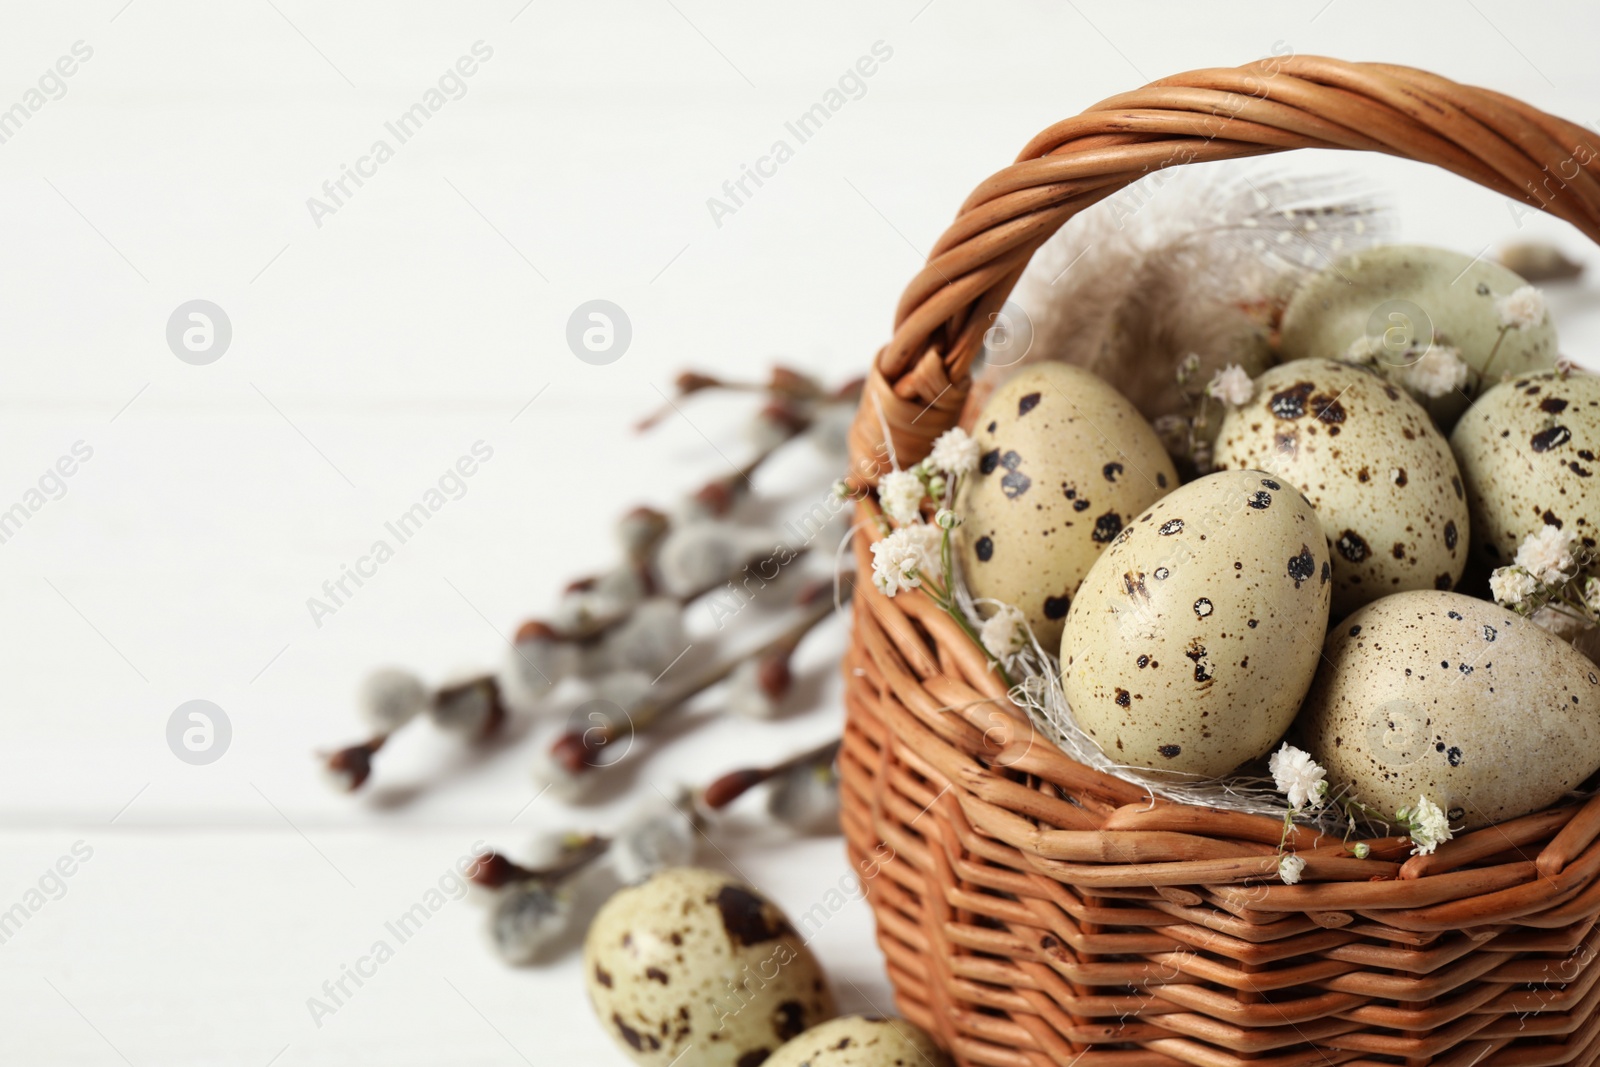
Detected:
left=635, top=367, right=862, bottom=431
left=701, top=737, right=842, bottom=811
left=548, top=583, right=852, bottom=775
left=473, top=737, right=842, bottom=890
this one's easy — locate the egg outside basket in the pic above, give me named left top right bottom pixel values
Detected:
left=838, top=56, right=1600, bottom=1067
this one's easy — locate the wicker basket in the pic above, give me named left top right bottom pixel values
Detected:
left=839, top=56, right=1600, bottom=1067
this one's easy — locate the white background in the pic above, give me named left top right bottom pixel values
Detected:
left=2, top=2, right=1600, bottom=1064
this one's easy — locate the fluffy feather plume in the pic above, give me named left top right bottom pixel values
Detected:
left=999, top=166, right=1393, bottom=463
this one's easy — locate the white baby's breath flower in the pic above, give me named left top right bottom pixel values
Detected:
left=1401, top=344, right=1470, bottom=398
left=1278, top=853, right=1306, bottom=885
left=1341, top=334, right=1388, bottom=365
left=1586, top=577, right=1600, bottom=613
left=1515, top=523, right=1579, bottom=584
left=1351, top=842, right=1371, bottom=860
left=1402, top=794, right=1453, bottom=856
left=1175, top=352, right=1201, bottom=385
left=878, top=469, right=926, bottom=525
left=1269, top=743, right=1329, bottom=811
left=1489, top=565, right=1540, bottom=607
left=927, top=426, right=980, bottom=476
left=869, top=524, right=943, bottom=597
left=1206, top=364, right=1254, bottom=406
left=1497, top=285, right=1548, bottom=330
left=978, top=603, right=1028, bottom=660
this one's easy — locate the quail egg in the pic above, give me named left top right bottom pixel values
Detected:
left=1215, top=358, right=1469, bottom=616
left=957, top=363, right=1178, bottom=649
left=1061, top=469, right=1332, bottom=777
left=1300, top=591, right=1600, bottom=828
left=765, top=1015, right=951, bottom=1067
left=1280, top=244, right=1557, bottom=428
left=585, top=867, right=835, bottom=1066
left=1451, top=369, right=1600, bottom=577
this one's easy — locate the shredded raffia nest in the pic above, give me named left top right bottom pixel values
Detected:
left=951, top=578, right=1364, bottom=831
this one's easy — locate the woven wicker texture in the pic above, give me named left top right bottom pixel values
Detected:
left=841, top=57, right=1600, bottom=1067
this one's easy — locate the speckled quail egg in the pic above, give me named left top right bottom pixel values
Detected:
left=584, top=867, right=836, bottom=1067
left=1280, top=244, right=1557, bottom=428
left=1300, top=591, right=1600, bottom=828
left=1215, top=358, right=1469, bottom=617
left=765, top=1015, right=952, bottom=1067
left=957, top=363, right=1178, bottom=650
left=1060, top=469, right=1332, bottom=777
left=1451, top=370, right=1600, bottom=576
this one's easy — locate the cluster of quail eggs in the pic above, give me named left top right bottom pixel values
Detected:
left=583, top=866, right=951, bottom=1067
left=581, top=244, right=1598, bottom=1066
left=957, top=243, right=1600, bottom=829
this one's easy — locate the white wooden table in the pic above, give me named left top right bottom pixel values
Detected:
left=1, top=2, right=1597, bottom=1062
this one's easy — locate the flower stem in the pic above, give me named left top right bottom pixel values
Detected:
left=1477, top=324, right=1513, bottom=391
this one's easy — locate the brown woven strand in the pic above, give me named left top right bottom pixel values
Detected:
left=840, top=57, right=1600, bottom=1067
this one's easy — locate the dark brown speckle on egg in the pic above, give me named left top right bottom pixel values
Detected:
left=1336, top=530, right=1370, bottom=563
left=1529, top=428, right=1568, bottom=454
left=774, top=1001, right=806, bottom=1041
left=1311, top=392, right=1347, bottom=434
left=714, top=885, right=792, bottom=947
left=1287, top=545, right=1316, bottom=586
left=1092, top=511, right=1122, bottom=543
left=1270, top=382, right=1315, bottom=420
left=1018, top=392, right=1041, bottom=416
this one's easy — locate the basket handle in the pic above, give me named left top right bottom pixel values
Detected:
left=847, top=55, right=1600, bottom=484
